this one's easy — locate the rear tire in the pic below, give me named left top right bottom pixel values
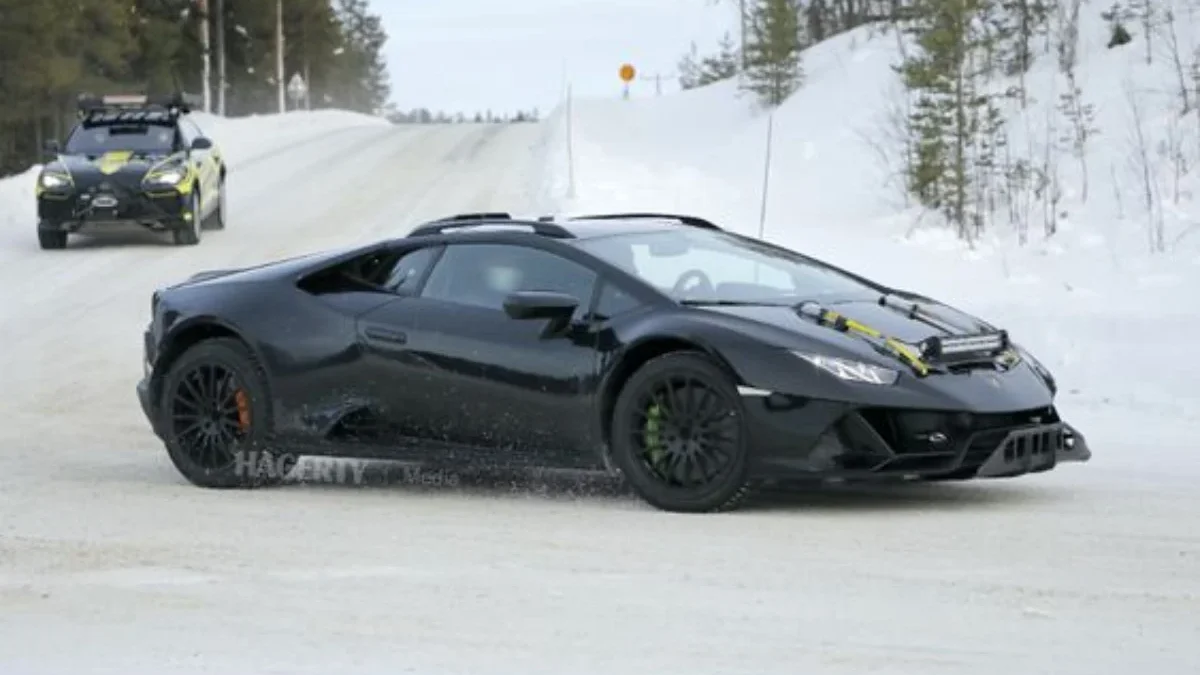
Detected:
left=609, top=351, right=753, bottom=512
left=172, top=192, right=202, bottom=246
left=38, top=228, right=67, bottom=250
left=157, top=337, right=289, bottom=488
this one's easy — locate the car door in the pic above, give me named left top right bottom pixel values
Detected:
left=356, top=241, right=603, bottom=462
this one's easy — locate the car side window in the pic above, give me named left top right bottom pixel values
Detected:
left=421, top=243, right=597, bottom=315
left=176, top=120, right=196, bottom=150
left=383, top=246, right=441, bottom=294
left=592, top=281, right=643, bottom=320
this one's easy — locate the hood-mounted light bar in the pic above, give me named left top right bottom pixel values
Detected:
left=919, top=331, right=1009, bottom=362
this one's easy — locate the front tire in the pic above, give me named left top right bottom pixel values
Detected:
left=38, top=228, right=67, bottom=250
left=157, top=337, right=288, bottom=488
left=609, top=351, right=752, bottom=512
left=205, top=179, right=226, bottom=231
left=172, top=192, right=202, bottom=245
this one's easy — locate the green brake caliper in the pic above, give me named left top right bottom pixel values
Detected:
left=644, top=402, right=668, bottom=470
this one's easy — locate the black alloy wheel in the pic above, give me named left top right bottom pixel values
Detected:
left=158, top=338, right=285, bottom=488
left=610, top=351, right=752, bottom=512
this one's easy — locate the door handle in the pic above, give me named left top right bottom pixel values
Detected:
left=364, top=326, right=407, bottom=344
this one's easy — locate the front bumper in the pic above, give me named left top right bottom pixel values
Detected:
left=973, top=422, right=1091, bottom=477
left=740, top=392, right=1091, bottom=481
left=137, top=328, right=163, bottom=439
left=136, top=375, right=161, bottom=438
left=38, top=187, right=189, bottom=232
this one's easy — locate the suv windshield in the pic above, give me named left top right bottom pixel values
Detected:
left=573, top=228, right=879, bottom=304
left=64, top=124, right=178, bottom=157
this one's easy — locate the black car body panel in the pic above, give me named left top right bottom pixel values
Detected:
left=137, top=213, right=1091, bottom=486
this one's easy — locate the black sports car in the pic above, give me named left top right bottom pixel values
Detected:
left=135, top=212, right=1091, bottom=512
left=36, top=93, right=227, bottom=249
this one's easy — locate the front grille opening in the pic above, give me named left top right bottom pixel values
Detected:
left=858, top=405, right=1060, bottom=458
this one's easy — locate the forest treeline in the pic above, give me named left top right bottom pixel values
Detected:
left=0, top=0, right=389, bottom=177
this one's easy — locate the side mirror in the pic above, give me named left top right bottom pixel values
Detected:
left=190, top=137, right=213, bottom=150
left=42, top=139, right=60, bottom=156
left=503, top=290, right=579, bottom=320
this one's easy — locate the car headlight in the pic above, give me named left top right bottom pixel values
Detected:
left=791, top=351, right=899, bottom=385
left=40, top=172, right=70, bottom=189
left=145, top=169, right=185, bottom=186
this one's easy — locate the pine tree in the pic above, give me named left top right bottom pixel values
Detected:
left=678, top=42, right=703, bottom=90
left=699, top=32, right=742, bottom=84
left=898, top=0, right=1006, bottom=241
left=678, top=32, right=742, bottom=90
left=742, top=0, right=804, bottom=107
left=330, top=0, right=390, bottom=113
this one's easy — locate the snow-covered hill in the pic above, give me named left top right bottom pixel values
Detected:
left=540, top=4, right=1200, bottom=285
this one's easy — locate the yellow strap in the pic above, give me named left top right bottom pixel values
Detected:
left=819, top=310, right=931, bottom=376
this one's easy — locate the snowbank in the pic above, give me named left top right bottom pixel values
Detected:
left=539, top=8, right=1200, bottom=475
left=188, top=109, right=391, bottom=165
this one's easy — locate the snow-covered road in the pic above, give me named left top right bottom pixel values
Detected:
left=0, top=115, right=1196, bottom=674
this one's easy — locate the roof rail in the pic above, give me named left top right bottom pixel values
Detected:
left=432, top=211, right=514, bottom=222
left=408, top=214, right=573, bottom=238
left=564, top=212, right=724, bottom=231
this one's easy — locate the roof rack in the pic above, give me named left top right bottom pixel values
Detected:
left=77, top=92, right=201, bottom=115
left=430, top=211, right=514, bottom=222
left=563, top=212, right=723, bottom=231
left=408, top=210, right=725, bottom=239
left=408, top=213, right=573, bottom=238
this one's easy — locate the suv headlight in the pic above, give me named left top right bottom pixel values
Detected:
left=791, top=351, right=899, bottom=385
left=39, top=172, right=71, bottom=189
left=145, top=169, right=185, bottom=186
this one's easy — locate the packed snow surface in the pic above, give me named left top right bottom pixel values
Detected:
left=2, top=8, right=1199, bottom=674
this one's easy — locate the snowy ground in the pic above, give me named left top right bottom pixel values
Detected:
left=3, top=13, right=1200, bottom=674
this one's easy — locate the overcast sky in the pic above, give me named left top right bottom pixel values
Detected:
left=368, top=0, right=736, bottom=115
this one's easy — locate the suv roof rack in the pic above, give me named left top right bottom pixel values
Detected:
left=563, top=212, right=723, bottom=231
left=77, top=92, right=200, bottom=115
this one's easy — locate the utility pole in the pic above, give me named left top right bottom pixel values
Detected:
left=276, top=0, right=286, bottom=113
left=198, top=0, right=211, bottom=111
left=565, top=83, right=575, bottom=199
left=301, top=9, right=312, bottom=110
left=215, top=0, right=226, bottom=115
left=639, top=72, right=673, bottom=96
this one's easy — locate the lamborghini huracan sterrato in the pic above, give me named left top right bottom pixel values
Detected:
left=135, top=212, right=1091, bottom=512
left=36, top=93, right=226, bottom=249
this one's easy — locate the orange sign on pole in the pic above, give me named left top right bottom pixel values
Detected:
left=619, top=63, right=636, bottom=83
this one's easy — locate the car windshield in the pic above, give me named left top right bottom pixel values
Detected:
left=64, top=124, right=177, bottom=156
left=573, top=228, right=880, bottom=304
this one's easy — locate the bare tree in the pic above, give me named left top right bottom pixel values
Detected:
left=1042, top=91, right=1063, bottom=237
left=855, top=82, right=917, bottom=209
left=1124, top=79, right=1165, bottom=252
left=1159, top=110, right=1186, bottom=204
left=1054, top=0, right=1095, bottom=202
left=1128, top=0, right=1155, bottom=63
left=1158, top=7, right=1190, bottom=113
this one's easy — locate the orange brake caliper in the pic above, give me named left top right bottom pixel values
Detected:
left=233, top=389, right=252, bottom=433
